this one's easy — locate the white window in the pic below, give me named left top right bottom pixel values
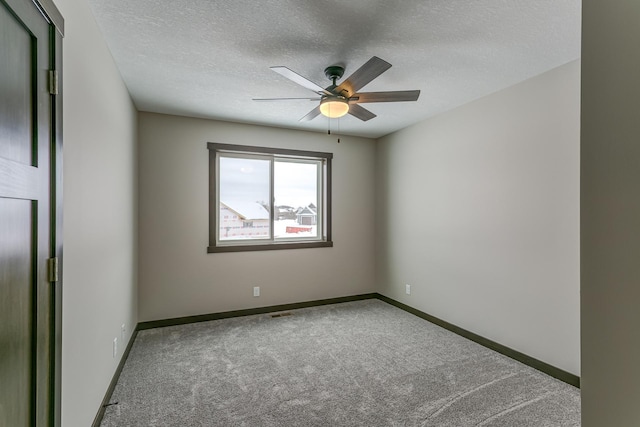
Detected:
left=208, top=143, right=332, bottom=252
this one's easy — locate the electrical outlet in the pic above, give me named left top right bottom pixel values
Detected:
left=253, top=286, right=260, bottom=297
left=121, top=324, right=126, bottom=342
left=113, top=337, right=118, bottom=358
left=405, top=284, right=411, bottom=295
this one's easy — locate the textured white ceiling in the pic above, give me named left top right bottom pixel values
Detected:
left=87, top=0, right=581, bottom=138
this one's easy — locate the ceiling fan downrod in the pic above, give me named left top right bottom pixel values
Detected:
left=324, top=66, right=345, bottom=87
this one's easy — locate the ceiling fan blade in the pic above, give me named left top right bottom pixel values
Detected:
left=253, top=97, right=321, bottom=101
left=299, top=105, right=322, bottom=122
left=349, top=90, right=420, bottom=103
left=335, top=56, right=392, bottom=97
left=348, top=104, right=377, bottom=121
left=271, top=66, right=333, bottom=96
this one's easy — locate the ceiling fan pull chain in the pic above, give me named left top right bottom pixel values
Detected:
left=325, top=116, right=340, bottom=143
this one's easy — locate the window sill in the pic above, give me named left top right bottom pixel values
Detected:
left=207, top=241, right=333, bottom=253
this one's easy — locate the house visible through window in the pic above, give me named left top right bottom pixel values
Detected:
left=208, top=143, right=333, bottom=252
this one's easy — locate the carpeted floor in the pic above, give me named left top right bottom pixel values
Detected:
left=100, top=299, right=580, bottom=426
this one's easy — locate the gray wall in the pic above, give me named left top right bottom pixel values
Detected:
left=581, top=1, right=640, bottom=425
left=137, top=113, right=376, bottom=322
left=54, top=0, right=138, bottom=425
left=376, top=61, right=580, bottom=375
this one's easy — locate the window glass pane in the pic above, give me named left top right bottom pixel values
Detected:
left=274, top=160, right=319, bottom=240
left=208, top=143, right=332, bottom=253
left=219, top=156, right=271, bottom=241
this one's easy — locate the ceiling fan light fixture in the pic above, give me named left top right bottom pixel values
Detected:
left=319, top=97, right=349, bottom=118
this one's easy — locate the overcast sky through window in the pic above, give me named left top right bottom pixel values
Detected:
left=220, top=156, right=317, bottom=209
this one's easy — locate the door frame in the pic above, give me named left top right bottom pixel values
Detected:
left=33, top=0, right=64, bottom=425
left=50, top=13, right=63, bottom=427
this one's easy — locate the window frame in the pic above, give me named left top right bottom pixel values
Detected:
left=208, top=143, right=333, bottom=253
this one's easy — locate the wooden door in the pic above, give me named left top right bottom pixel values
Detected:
left=0, top=0, right=59, bottom=425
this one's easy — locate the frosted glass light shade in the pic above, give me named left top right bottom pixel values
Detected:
left=319, top=97, right=349, bottom=118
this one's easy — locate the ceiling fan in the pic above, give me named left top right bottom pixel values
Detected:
left=253, top=56, right=420, bottom=122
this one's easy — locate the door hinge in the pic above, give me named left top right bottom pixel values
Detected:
left=47, top=257, right=59, bottom=282
left=48, top=70, right=59, bottom=95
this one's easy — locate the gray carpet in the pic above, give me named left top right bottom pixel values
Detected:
left=100, top=299, right=580, bottom=426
